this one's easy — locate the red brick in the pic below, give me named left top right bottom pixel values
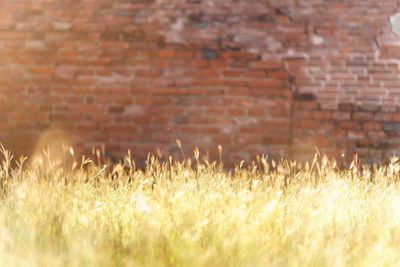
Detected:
left=154, top=116, right=171, bottom=124
left=234, top=135, right=260, bottom=145
left=0, top=32, right=26, bottom=40
left=249, top=108, right=266, bottom=116
left=331, top=130, right=347, bottom=138
left=134, top=116, right=151, bottom=124
left=108, top=106, right=125, bottom=114
left=206, top=89, right=224, bottom=96
left=158, top=50, right=174, bottom=59
left=313, top=111, right=331, bottom=120
left=260, top=119, right=290, bottom=128
left=262, top=137, right=289, bottom=145
left=1, top=0, right=399, bottom=167
left=206, top=108, right=225, bottom=115
left=267, top=71, right=288, bottom=79
left=97, top=69, right=113, bottom=76
left=314, top=138, right=333, bottom=147
left=201, top=70, right=219, bottom=77
left=77, top=124, right=100, bottom=131
left=150, top=88, right=186, bottom=95
left=226, top=80, right=247, bottom=87
left=243, top=70, right=266, bottom=78
left=110, top=134, right=133, bottom=142
left=248, top=80, right=283, bottom=88
left=152, top=60, right=171, bottom=67
left=339, top=103, right=359, bottom=111
left=175, top=51, right=194, bottom=59
left=355, top=140, right=374, bottom=148
left=75, top=104, right=102, bottom=113
left=393, top=114, right=400, bottom=122
left=364, top=122, right=382, bottom=131
left=332, top=111, right=350, bottom=121
left=190, top=117, right=211, bottom=124
left=213, top=135, right=232, bottom=145
left=348, top=131, right=366, bottom=139
left=202, top=127, right=221, bottom=134
left=190, top=60, right=209, bottom=68
left=298, top=101, right=319, bottom=110
left=193, top=79, right=225, bottom=86
left=209, top=60, right=228, bottom=68
left=353, top=112, right=373, bottom=121
left=154, top=135, right=171, bottom=143
left=340, top=121, right=362, bottom=130
left=135, top=69, right=162, bottom=78
left=220, top=51, right=257, bottom=59
left=28, top=67, right=55, bottom=75
left=239, top=127, right=266, bottom=135
left=270, top=107, right=290, bottom=117
left=250, top=61, right=283, bottom=69
left=228, top=88, right=247, bottom=96
left=320, top=121, right=335, bottom=130
left=293, top=110, right=312, bottom=119
left=223, top=70, right=242, bottom=77
left=298, top=120, right=320, bottom=129
left=367, top=131, right=386, bottom=139
left=228, top=108, right=245, bottom=116
left=182, top=127, right=199, bottom=134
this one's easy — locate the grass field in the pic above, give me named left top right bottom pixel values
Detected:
left=1, top=145, right=400, bottom=266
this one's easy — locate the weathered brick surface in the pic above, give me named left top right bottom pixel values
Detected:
left=1, top=0, right=400, bottom=165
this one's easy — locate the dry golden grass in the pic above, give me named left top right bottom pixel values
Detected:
left=0, top=145, right=400, bottom=266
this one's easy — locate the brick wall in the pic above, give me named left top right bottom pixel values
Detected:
left=1, top=0, right=400, bottom=165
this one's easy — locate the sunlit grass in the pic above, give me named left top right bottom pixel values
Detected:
left=0, top=145, right=400, bottom=266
